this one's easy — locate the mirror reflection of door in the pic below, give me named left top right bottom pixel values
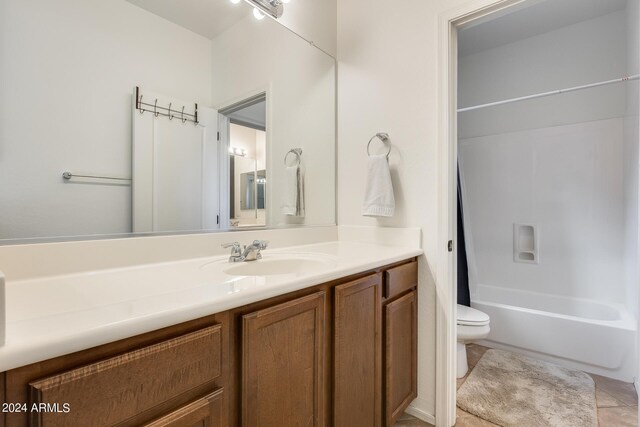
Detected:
left=132, top=90, right=219, bottom=233
left=221, top=94, right=267, bottom=228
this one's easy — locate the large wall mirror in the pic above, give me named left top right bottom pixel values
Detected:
left=0, top=0, right=336, bottom=243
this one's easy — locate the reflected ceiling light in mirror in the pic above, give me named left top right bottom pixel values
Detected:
left=253, top=8, right=266, bottom=20
left=229, top=147, right=247, bottom=157
left=229, top=0, right=241, bottom=3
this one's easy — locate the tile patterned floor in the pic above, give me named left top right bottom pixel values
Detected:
left=591, top=372, right=639, bottom=427
left=394, top=343, right=638, bottom=427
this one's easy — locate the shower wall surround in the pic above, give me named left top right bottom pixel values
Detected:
left=459, top=119, right=626, bottom=305
left=458, top=8, right=636, bottom=312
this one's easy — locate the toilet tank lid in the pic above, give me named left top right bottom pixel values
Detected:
left=457, top=304, right=490, bottom=326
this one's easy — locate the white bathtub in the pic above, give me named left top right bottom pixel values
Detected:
left=472, top=284, right=637, bottom=382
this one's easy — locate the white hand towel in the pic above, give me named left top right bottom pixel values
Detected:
left=362, top=154, right=395, bottom=217
left=281, top=165, right=305, bottom=217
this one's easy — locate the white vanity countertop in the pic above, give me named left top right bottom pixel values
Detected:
left=0, top=240, right=422, bottom=372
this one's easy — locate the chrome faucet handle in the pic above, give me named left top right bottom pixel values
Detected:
left=252, top=240, right=269, bottom=250
left=222, top=241, right=241, bottom=251
left=221, top=242, right=243, bottom=261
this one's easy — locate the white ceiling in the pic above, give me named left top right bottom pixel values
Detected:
left=458, top=0, right=628, bottom=56
left=127, top=0, right=250, bottom=40
left=227, top=101, right=267, bottom=129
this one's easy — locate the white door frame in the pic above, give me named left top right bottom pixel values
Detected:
left=436, top=1, right=530, bottom=426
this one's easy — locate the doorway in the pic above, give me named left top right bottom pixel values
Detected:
left=439, top=0, right=640, bottom=425
left=220, top=94, right=267, bottom=228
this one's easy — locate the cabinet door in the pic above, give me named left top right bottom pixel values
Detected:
left=384, top=290, right=417, bottom=426
left=143, top=389, right=224, bottom=427
left=242, top=291, right=326, bottom=427
left=334, top=274, right=382, bottom=427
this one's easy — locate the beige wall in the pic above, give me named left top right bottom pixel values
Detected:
left=337, top=0, right=485, bottom=419
left=229, top=123, right=259, bottom=159
left=212, top=15, right=336, bottom=228
left=0, top=0, right=212, bottom=240
left=277, top=0, right=336, bottom=57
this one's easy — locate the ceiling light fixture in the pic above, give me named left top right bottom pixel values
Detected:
left=228, top=147, right=247, bottom=157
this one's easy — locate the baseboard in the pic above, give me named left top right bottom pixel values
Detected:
left=405, top=405, right=436, bottom=425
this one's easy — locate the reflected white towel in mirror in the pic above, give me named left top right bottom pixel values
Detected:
left=282, top=165, right=305, bottom=217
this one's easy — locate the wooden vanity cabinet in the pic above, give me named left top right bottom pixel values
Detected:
left=0, top=259, right=418, bottom=427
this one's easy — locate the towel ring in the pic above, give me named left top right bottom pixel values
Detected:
left=284, top=148, right=303, bottom=166
left=367, top=133, right=391, bottom=157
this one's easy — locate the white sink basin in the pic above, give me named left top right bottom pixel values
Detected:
left=223, top=258, right=329, bottom=276
left=202, top=253, right=337, bottom=277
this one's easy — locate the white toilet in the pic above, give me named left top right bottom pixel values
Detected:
left=457, top=304, right=490, bottom=378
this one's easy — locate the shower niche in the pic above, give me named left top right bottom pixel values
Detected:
left=513, top=223, right=537, bottom=264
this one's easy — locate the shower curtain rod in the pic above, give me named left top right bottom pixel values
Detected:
left=457, top=74, right=640, bottom=113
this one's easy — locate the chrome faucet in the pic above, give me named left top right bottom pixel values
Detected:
left=222, top=240, right=269, bottom=263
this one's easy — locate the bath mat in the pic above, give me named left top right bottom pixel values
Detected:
left=457, top=349, right=597, bottom=427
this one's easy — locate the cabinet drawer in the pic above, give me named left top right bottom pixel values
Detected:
left=29, top=324, right=222, bottom=427
left=384, top=261, right=417, bottom=299
left=143, top=389, right=224, bottom=427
